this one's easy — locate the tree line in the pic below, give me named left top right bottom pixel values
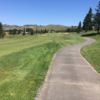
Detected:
left=0, top=22, right=4, bottom=38
left=0, top=24, right=78, bottom=38
left=77, top=1, right=100, bottom=34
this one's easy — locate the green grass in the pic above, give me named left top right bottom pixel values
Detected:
left=0, top=33, right=83, bottom=100
left=81, top=34, right=100, bottom=73
left=0, top=33, right=82, bottom=57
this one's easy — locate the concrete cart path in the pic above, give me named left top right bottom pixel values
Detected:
left=36, top=38, right=100, bottom=100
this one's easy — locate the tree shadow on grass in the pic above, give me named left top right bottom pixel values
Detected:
left=81, top=33, right=98, bottom=37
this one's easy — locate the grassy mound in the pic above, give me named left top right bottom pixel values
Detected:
left=81, top=34, right=100, bottom=73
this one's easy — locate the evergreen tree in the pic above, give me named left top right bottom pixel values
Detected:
left=23, top=28, right=26, bottom=35
left=18, top=30, right=21, bottom=34
left=12, top=29, right=17, bottom=35
left=0, top=22, right=4, bottom=38
left=30, top=29, right=34, bottom=35
left=77, top=21, right=82, bottom=33
left=94, top=1, right=100, bottom=33
left=83, top=8, right=93, bottom=32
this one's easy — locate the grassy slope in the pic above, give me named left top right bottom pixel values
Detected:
left=0, top=33, right=83, bottom=100
left=81, top=35, right=100, bottom=73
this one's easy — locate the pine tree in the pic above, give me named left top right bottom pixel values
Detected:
left=23, top=28, right=26, bottom=35
left=77, top=21, right=82, bottom=33
left=83, top=8, right=93, bottom=32
left=0, top=22, right=4, bottom=38
left=95, top=1, right=100, bottom=33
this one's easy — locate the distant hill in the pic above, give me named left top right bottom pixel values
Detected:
left=3, top=24, right=69, bottom=31
left=3, top=24, right=20, bottom=30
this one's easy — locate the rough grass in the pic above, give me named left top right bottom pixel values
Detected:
left=81, top=34, right=100, bottom=73
left=0, top=33, right=83, bottom=100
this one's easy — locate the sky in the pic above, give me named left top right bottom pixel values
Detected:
left=0, top=0, right=99, bottom=26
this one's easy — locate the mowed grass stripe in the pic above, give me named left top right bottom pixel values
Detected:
left=0, top=33, right=65, bottom=57
left=0, top=33, right=83, bottom=57
left=0, top=42, right=59, bottom=100
left=0, top=33, right=83, bottom=100
left=0, top=34, right=52, bottom=57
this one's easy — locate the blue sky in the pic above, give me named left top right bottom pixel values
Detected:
left=0, top=0, right=99, bottom=26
